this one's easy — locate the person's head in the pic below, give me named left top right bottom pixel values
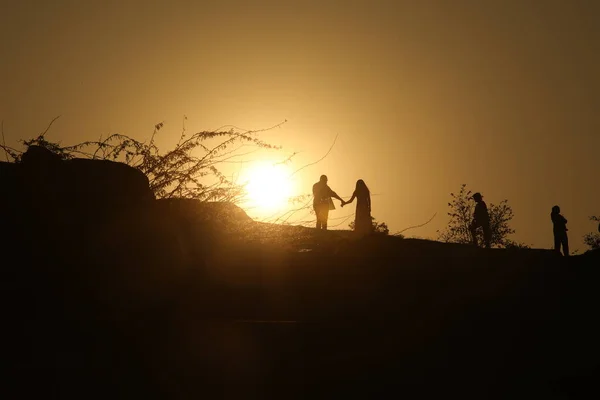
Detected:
left=552, top=205, right=560, bottom=214
left=355, top=179, right=369, bottom=194
left=319, top=175, right=328, bottom=184
left=472, top=192, right=483, bottom=202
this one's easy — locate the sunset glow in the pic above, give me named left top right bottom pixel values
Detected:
left=240, top=161, right=294, bottom=214
left=2, top=1, right=599, bottom=246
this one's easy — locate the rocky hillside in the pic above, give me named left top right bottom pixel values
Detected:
left=1, top=147, right=599, bottom=399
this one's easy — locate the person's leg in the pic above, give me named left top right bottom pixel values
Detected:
left=563, top=234, right=569, bottom=256
left=483, top=225, right=492, bottom=248
left=322, top=207, right=329, bottom=230
left=314, top=206, right=322, bottom=229
left=469, top=223, right=478, bottom=246
left=554, top=234, right=562, bottom=254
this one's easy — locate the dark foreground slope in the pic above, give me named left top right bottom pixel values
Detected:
left=3, top=211, right=599, bottom=399
left=2, top=150, right=599, bottom=398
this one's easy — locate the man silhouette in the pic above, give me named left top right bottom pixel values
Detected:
left=469, top=192, right=491, bottom=248
left=551, top=205, right=569, bottom=256
left=312, top=175, right=344, bottom=230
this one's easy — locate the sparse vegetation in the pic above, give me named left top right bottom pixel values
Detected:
left=584, top=215, right=600, bottom=250
left=1, top=116, right=287, bottom=203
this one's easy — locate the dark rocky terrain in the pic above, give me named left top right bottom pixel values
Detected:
left=2, top=147, right=599, bottom=399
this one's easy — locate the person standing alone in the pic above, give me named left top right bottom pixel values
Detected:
left=469, top=192, right=492, bottom=248
left=551, top=205, right=569, bottom=256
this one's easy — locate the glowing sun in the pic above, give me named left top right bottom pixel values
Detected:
left=241, top=162, right=294, bottom=212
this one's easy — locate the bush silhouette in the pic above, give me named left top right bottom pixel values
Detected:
left=584, top=216, right=600, bottom=250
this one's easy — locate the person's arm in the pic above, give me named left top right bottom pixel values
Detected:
left=327, top=186, right=344, bottom=203
left=562, top=215, right=568, bottom=230
left=345, top=192, right=356, bottom=205
left=330, top=190, right=344, bottom=203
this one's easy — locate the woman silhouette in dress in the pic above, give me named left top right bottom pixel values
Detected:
left=342, top=179, right=372, bottom=235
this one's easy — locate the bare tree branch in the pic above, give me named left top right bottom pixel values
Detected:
left=395, top=213, right=437, bottom=235
left=39, top=115, right=61, bottom=139
left=288, top=133, right=338, bottom=178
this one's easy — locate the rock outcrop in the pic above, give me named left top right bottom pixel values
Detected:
left=1, top=145, right=154, bottom=225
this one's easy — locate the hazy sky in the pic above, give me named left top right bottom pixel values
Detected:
left=2, top=0, right=599, bottom=249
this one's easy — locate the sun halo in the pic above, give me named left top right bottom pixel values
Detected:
left=240, top=161, right=294, bottom=214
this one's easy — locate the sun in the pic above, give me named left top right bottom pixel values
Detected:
left=241, top=161, right=294, bottom=213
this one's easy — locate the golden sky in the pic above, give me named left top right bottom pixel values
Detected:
left=2, top=0, right=599, bottom=249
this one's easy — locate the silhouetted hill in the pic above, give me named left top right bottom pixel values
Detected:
left=2, top=149, right=599, bottom=398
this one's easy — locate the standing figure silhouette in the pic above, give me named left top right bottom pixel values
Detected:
left=551, top=205, right=569, bottom=256
left=312, top=175, right=344, bottom=231
left=469, top=192, right=491, bottom=248
left=342, top=179, right=372, bottom=235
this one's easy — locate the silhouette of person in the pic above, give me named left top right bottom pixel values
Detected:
left=469, top=192, right=491, bottom=248
left=312, top=175, right=344, bottom=230
left=342, top=179, right=372, bottom=235
left=551, top=205, right=569, bottom=256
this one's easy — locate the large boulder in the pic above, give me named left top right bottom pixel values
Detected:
left=60, top=157, right=154, bottom=211
left=20, top=144, right=62, bottom=165
left=1, top=145, right=154, bottom=231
